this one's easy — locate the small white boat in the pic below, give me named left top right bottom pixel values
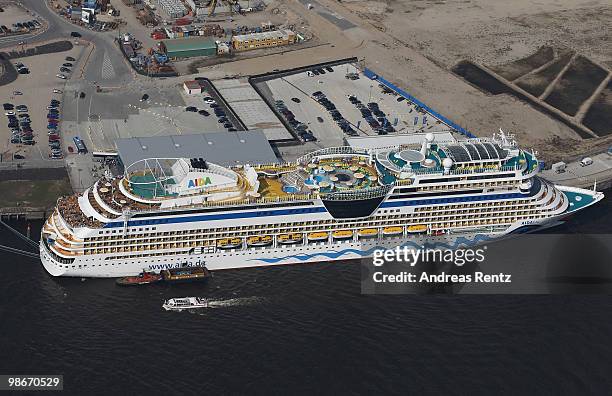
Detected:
left=162, top=297, right=209, bottom=311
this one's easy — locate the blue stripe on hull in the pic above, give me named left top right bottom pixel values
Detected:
left=104, top=192, right=526, bottom=228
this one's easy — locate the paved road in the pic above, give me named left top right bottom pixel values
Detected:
left=14, top=0, right=133, bottom=87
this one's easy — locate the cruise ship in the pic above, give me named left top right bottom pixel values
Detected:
left=40, top=131, right=603, bottom=277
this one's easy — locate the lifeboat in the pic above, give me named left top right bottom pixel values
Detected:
left=407, top=224, right=428, bottom=233
left=247, top=235, right=273, bottom=247
left=357, top=228, right=378, bottom=238
left=332, top=230, right=353, bottom=240
left=308, top=231, right=329, bottom=241
left=277, top=233, right=303, bottom=245
left=216, top=237, right=242, bottom=249
left=382, top=226, right=403, bottom=236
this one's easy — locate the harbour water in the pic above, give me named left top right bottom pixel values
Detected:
left=0, top=189, right=611, bottom=394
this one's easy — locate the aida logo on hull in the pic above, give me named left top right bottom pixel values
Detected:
left=187, top=177, right=212, bottom=188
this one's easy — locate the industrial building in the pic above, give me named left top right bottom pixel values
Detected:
left=185, top=0, right=261, bottom=16
left=114, top=131, right=279, bottom=168
left=231, top=29, right=296, bottom=52
left=154, top=0, right=187, bottom=18
left=161, top=37, right=218, bottom=59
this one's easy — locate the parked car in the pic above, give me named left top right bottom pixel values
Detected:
left=12, top=91, right=22, bottom=95
left=185, top=106, right=197, bottom=112
left=62, top=63, right=73, bottom=67
left=56, top=74, right=67, bottom=79
left=317, top=117, right=324, bottom=123
left=198, top=110, right=209, bottom=116
left=291, top=97, right=301, bottom=103
left=60, top=67, right=71, bottom=73
left=140, top=94, right=149, bottom=102
left=300, top=132, right=317, bottom=142
left=5, top=111, right=15, bottom=116
left=53, top=89, right=63, bottom=94
left=3, top=103, right=13, bottom=110
left=70, top=31, right=81, bottom=37
left=65, top=56, right=75, bottom=62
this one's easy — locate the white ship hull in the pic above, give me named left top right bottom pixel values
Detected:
left=41, top=222, right=544, bottom=278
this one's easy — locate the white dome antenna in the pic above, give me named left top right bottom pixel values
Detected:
left=442, top=158, right=453, bottom=174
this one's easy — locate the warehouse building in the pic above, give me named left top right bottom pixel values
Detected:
left=115, top=131, right=279, bottom=168
left=161, top=37, right=217, bottom=59
left=231, top=29, right=296, bottom=52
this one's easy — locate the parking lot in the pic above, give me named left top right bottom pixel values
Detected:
left=65, top=78, right=253, bottom=154
left=214, top=78, right=293, bottom=142
left=0, top=3, right=42, bottom=37
left=260, top=62, right=452, bottom=144
left=0, top=43, right=87, bottom=164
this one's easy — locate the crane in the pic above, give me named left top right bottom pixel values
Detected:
left=208, top=0, right=239, bottom=16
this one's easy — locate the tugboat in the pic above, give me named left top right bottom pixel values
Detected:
left=116, top=271, right=162, bottom=286
left=163, top=297, right=209, bottom=311
left=161, top=266, right=211, bottom=283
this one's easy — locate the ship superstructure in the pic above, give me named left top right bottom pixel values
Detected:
left=40, top=131, right=604, bottom=277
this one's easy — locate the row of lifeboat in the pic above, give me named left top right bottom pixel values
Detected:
left=215, top=225, right=432, bottom=249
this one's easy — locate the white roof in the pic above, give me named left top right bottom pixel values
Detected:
left=346, top=132, right=456, bottom=150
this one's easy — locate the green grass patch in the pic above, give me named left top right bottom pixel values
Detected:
left=0, top=179, right=72, bottom=208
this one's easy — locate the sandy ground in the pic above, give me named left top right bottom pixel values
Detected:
left=344, top=0, right=611, bottom=68
left=0, top=1, right=32, bottom=27
left=231, top=0, right=611, bottom=161
left=0, top=42, right=88, bottom=163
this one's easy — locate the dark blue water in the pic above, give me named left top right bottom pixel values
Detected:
left=0, top=190, right=611, bottom=395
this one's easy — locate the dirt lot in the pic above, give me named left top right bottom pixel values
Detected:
left=0, top=1, right=34, bottom=28
left=339, top=0, right=611, bottom=69
left=291, top=0, right=612, bottom=160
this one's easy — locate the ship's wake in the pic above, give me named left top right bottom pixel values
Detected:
left=206, top=297, right=265, bottom=308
